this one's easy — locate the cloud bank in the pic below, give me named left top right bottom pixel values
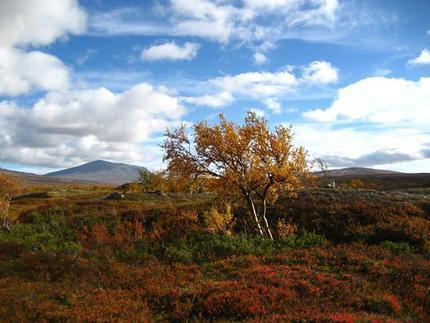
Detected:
left=90, top=0, right=341, bottom=44
left=303, top=77, right=430, bottom=125
left=0, top=84, right=185, bottom=168
left=296, top=76, right=430, bottom=169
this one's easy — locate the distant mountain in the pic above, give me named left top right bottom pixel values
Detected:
left=46, top=160, right=148, bottom=185
left=316, top=167, right=430, bottom=190
left=0, top=168, right=84, bottom=185
left=323, top=167, right=401, bottom=177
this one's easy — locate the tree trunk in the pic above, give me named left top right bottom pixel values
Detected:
left=248, top=197, right=265, bottom=237
left=261, top=199, right=273, bottom=240
left=1, top=199, right=10, bottom=231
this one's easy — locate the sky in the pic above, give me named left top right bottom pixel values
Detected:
left=0, top=0, right=430, bottom=174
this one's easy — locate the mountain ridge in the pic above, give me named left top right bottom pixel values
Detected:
left=45, top=160, right=148, bottom=185
left=321, top=167, right=401, bottom=177
left=2, top=164, right=429, bottom=187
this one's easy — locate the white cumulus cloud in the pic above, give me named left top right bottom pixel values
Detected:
left=408, top=49, right=430, bottom=65
left=0, top=0, right=86, bottom=47
left=298, top=76, right=430, bottom=170
left=293, top=123, right=429, bottom=169
left=168, top=0, right=246, bottom=43
left=141, top=41, right=200, bottom=61
left=301, top=60, right=338, bottom=84
left=0, top=47, right=69, bottom=96
left=253, top=52, right=268, bottom=65
left=203, top=61, right=339, bottom=109
left=211, top=70, right=298, bottom=97
left=303, top=77, right=430, bottom=125
left=0, top=84, right=185, bottom=168
left=264, top=98, right=282, bottom=114
left=0, top=0, right=87, bottom=96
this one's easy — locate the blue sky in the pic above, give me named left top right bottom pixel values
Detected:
left=0, top=0, right=430, bottom=173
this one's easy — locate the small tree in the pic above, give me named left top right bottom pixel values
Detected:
left=139, top=170, right=155, bottom=191
left=315, top=158, right=328, bottom=186
left=163, top=112, right=308, bottom=239
left=0, top=173, right=22, bottom=231
left=138, top=170, right=161, bottom=192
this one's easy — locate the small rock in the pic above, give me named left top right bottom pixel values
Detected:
left=105, top=192, right=125, bottom=200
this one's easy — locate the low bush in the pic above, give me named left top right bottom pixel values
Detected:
left=381, top=241, right=412, bottom=255
left=162, top=231, right=327, bottom=263
left=1, top=207, right=81, bottom=257
left=0, top=207, right=82, bottom=280
left=274, top=189, right=429, bottom=251
left=295, top=230, right=327, bottom=248
left=0, top=224, right=81, bottom=256
left=14, top=191, right=51, bottom=200
left=362, top=294, right=401, bottom=315
left=113, top=230, right=327, bottom=265
left=70, top=211, right=121, bottom=234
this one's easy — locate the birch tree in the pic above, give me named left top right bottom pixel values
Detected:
left=0, top=173, right=21, bottom=231
left=162, top=112, right=308, bottom=239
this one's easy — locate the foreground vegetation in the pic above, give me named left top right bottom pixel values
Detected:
left=0, top=185, right=429, bottom=322
left=1, top=114, right=429, bottom=321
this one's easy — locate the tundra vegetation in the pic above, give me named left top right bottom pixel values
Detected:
left=0, top=114, right=429, bottom=321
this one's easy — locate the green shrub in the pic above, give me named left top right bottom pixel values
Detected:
left=362, top=295, right=400, bottom=315
left=115, top=240, right=159, bottom=264
left=381, top=241, right=412, bottom=255
left=0, top=224, right=81, bottom=256
left=19, top=206, right=68, bottom=226
left=134, top=231, right=326, bottom=263
left=0, top=207, right=81, bottom=257
left=166, top=233, right=273, bottom=263
left=0, top=207, right=83, bottom=280
left=295, top=230, right=327, bottom=248
left=164, top=245, right=194, bottom=263
left=70, top=212, right=120, bottom=234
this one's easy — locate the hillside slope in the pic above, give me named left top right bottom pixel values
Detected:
left=46, top=160, right=147, bottom=185
left=324, top=167, right=400, bottom=177
left=0, top=168, right=86, bottom=185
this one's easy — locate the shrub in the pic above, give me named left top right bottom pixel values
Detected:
left=70, top=211, right=120, bottom=234
left=381, top=241, right=412, bottom=255
left=150, top=209, right=200, bottom=242
left=362, top=294, right=401, bottom=315
left=19, top=206, right=68, bottom=226
left=14, top=191, right=51, bottom=200
left=198, top=283, right=265, bottom=319
left=295, top=230, right=327, bottom=248
left=275, top=189, right=429, bottom=250
left=164, top=245, right=194, bottom=263
left=349, top=178, right=366, bottom=189
left=167, top=232, right=274, bottom=263
left=202, top=203, right=234, bottom=235
left=160, top=231, right=327, bottom=263
left=368, top=216, right=428, bottom=251
left=0, top=224, right=81, bottom=256
left=114, top=241, right=155, bottom=264
left=0, top=207, right=83, bottom=281
left=276, top=219, right=298, bottom=238
left=0, top=207, right=81, bottom=257
left=67, top=288, right=152, bottom=321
